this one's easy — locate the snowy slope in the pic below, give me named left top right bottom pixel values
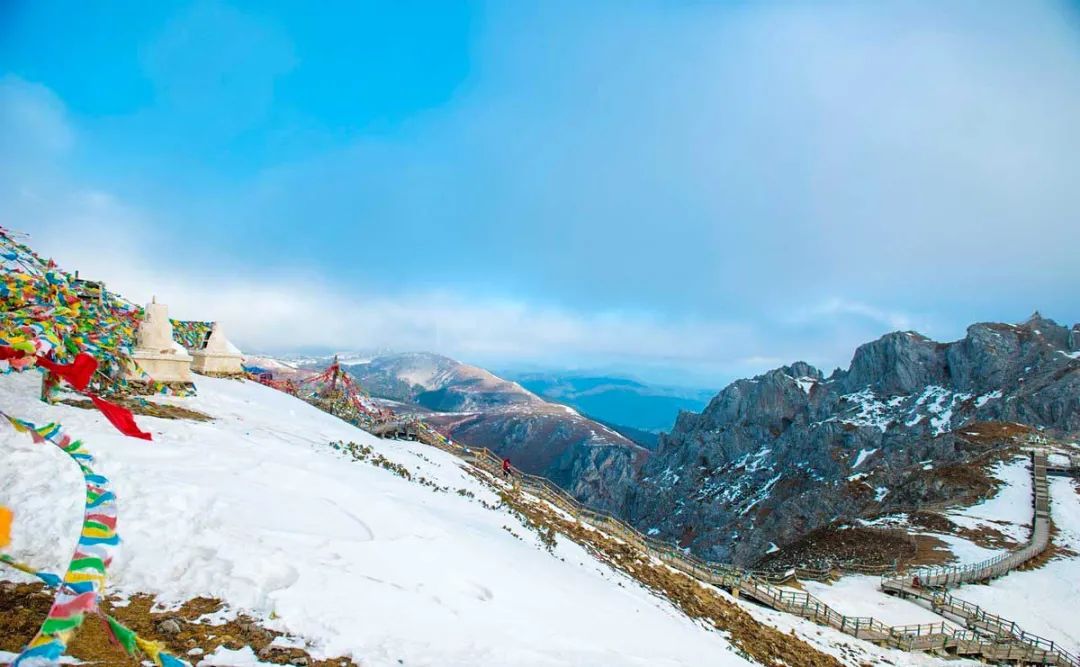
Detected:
left=798, top=576, right=945, bottom=626
left=864, top=456, right=1035, bottom=563
left=943, top=474, right=1080, bottom=655
left=946, top=457, right=1033, bottom=543
left=0, top=373, right=748, bottom=667
left=819, top=453, right=1080, bottom=662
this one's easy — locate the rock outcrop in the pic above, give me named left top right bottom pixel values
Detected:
left=584, top=315, right=1080, bottom=565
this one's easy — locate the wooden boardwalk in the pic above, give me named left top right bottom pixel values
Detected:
left=883, top=451, right=1051, bottom=590
left=362, top=416, right=1078, bottom=665
left=1047, top=453, right=1080, bottom=477
left=879, top=451, right=1076, bottom=665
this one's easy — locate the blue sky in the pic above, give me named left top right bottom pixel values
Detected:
left=3, top=0, right=1080, bottom=388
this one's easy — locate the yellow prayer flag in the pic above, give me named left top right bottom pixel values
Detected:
left=0, top=506, right=12, bottom=548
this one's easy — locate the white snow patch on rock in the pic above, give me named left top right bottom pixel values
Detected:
left=975, top=389, right=1003, bottom=408
left=794, top=377, right=816, bottom=394
left=840, top=389, right=893, bottom=432
left=852, top=447, right=878, bottom=469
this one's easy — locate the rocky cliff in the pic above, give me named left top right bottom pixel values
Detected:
left=591, top=314, right=1080, bottom=565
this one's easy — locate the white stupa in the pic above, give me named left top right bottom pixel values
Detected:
left=191, top=322, right=244, bottom=376
left=125, top=298, right=194, bottom=384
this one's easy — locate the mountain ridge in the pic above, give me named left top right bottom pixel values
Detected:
left=574, top=314, right=1080, bottom=565
left=326, top=352, right=649, bottom=494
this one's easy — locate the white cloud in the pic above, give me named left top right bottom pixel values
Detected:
left=0, top=127, right=972, bottom=389
left=794, top=298, right=915, bottom=332
left=8, top=0, right=1078, bottom=394
left=0, top=80, right=767, bottom=382
left=28, top=213, right=756, bottom=367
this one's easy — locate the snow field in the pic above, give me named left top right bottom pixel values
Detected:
left=0, top=373, right=749, bottom=667
left=946, top=457, right=1033, bottom=542
left=799, top=576, right=947, bottom=627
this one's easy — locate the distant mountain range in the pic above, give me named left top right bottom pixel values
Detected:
left=502, top=371, right=713, bottom=434
left=324, top=353, right=649, bottom=497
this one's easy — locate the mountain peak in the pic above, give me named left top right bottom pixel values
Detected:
left=780, top=361, right=822, bottom=380
left=841, top=330, right=943, bottom=394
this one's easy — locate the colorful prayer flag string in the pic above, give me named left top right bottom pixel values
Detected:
left=0, top=226, right=194, bottom=399
left=170, top=320, right=213, bottom=352
left=0, top=227, right=192, bottom=664
left=0, top=554, right=189, bottom=667
left=2, top=414, right=118, bottom=666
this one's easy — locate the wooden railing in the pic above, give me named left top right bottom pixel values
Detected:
left=877, top=451, right=1077, bottom=665
left=344, top=414, right=1078, bottom=665
left=884, top=451, right=1051, bottom=590
left=1047, top=453, right=1080, bottom=477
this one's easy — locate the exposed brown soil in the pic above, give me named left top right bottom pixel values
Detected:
left=842, top=480, right=876, bottom=501
left=0, top=582, right=355, bottom=666
left=955, top=522, right=1019, bottom=551
left=760, top=446, right=1027, bottom=575
left=908, top=511, right=1019, bottom=551
left=884, top=444, right=1022, bottom=520
left=124, top=381, right=198, bottom=397
left=755, top=525, right=916, bottom=571
left=907, top=533, right=956, bottom=568
left=907, top=461, right=999, bottom=506
left=908, top=510, right=955, bottom=533
left=501, top=489, right=844, bottom=667
left=952, top=421, right=1033, bottom=449
left=61, top=397, right=213, bottom=422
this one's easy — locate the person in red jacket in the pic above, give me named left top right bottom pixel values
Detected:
left=502, top=457, right=511, bottom=478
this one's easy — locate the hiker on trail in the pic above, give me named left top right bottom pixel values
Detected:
left=502, top=457, right=512, bottom=478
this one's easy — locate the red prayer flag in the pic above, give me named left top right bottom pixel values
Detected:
left=0, top=345, right=151, bottom=440
left=35, top=353, right=98, bottom=391
left=89, top=395, right=152, bottom=441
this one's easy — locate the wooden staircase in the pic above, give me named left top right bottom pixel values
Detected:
left=876, top=452, right=1077, bottom=664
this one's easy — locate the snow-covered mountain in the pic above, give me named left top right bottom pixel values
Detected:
left=311, top=352, right=650, bottom=508
left=342, top=352, right=539, bottom=412
left=4, top=338, right=1080, bottom=666
left=0, top=372, right=744, bottom=666
left=580, top=314, right=1080, bottom=565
